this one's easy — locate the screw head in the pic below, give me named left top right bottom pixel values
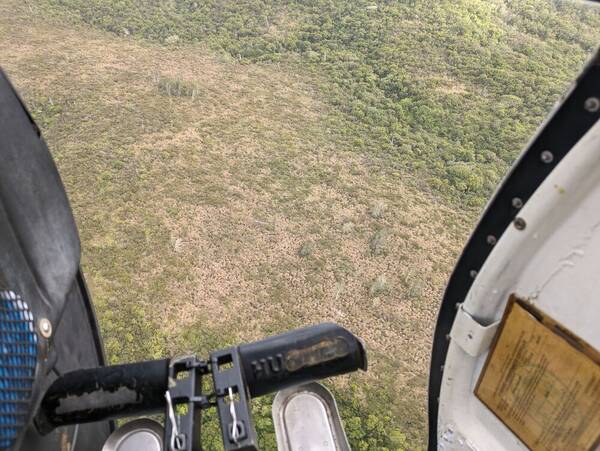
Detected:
left=514, top=217, right=526, bottom=231
left=584, top=97, right=600, bottom=113
left=512, top=197, right=523, bottom=209
left=540, top=150, right=554, bottom=164
left=39, top=318, right=52, bottom=339
left=486, top=235, right=497, bottom=246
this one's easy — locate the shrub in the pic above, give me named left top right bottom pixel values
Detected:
left=369, top=275, right=390, bottom=297
left=369, top=229, right=388, bottom=256
left=157, top=75, right=199, bottom=98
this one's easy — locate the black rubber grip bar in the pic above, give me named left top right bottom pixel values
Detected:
left=36, top=323, right=367, bottom=432
left=237, top=322, right=367, bottom=397
left=36, top=359, right=169, bottom=433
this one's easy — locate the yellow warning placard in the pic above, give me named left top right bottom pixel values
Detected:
left=475, top=296, right=600, bottom=451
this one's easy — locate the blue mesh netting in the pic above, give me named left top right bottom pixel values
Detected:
left=0, top=290, right=37, bottom=449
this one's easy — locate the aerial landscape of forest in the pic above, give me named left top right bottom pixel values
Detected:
left=1, top=0, right=598, bottom=448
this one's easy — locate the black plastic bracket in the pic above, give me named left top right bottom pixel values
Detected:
left=210, top=348, right=259, bottom=451
left=164, top=356, right=210, bottom=451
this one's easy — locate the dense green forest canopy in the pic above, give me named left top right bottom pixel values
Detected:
left=48, top=0, right=599, bottom=206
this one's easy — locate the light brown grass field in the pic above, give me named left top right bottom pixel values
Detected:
left=0, top=0, right=471, bottom=445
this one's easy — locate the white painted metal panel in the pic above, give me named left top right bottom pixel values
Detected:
left=438, top=121, right=600, bottom=450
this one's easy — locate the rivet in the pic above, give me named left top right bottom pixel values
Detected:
left=512, top=197, right=523, bottom=209
left=445, top=334, right=451, bottom=341
left=540, top=150, right=554, bottom=164
left=514, top=217, right=526, bottom=231
left=39, top=318, right=52, bottom=339
left=469, top=269, right=478, bottom=278
left=584, top=97, right=600, bottom=113
left=486, top=235, right=497, bottom=246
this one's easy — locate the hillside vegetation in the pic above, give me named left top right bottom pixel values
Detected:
left=42, top=0, right=599, bottom=206
left=1, top=0, right=598, bottom=449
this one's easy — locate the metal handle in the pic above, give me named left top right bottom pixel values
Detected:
left=36, top=322, right=368, bottom=441
left=36, top=359, right=169, bottom=433
left=238, top=322, right=367, bottom=397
